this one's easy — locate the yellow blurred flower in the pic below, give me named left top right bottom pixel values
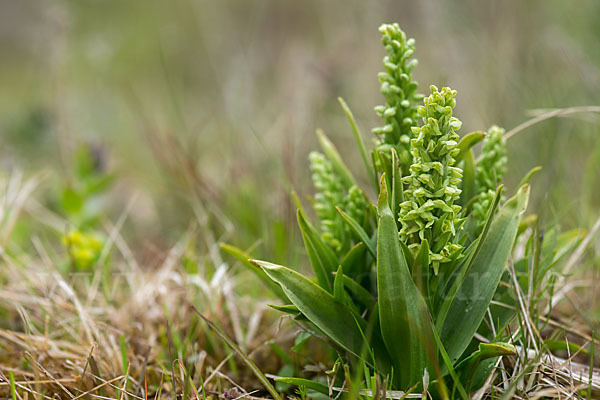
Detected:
left=63, top=230, right=103, bottom=270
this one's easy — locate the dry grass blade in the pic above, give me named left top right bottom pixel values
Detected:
left=505, top=106, right=600, bottom=140
left=192, top=305, right=282, bottom=400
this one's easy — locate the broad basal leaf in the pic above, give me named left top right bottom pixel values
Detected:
left=220, top=243, right=288, bottom=302
left=297, top=209, right=338, bottom=291
left=376, top=175, right=435, bottom=389
left=253, top=260, right=368, bottom=360
left=440, top=184, right=530, bottom=363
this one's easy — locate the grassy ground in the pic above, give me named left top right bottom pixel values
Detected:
left=1, top=1, right=600, bottom=398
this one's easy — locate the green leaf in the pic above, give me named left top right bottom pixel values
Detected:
left=253, top=260, right=368, bottom=359
left=337, top=207, right=377, bottom=257
left=297, top=209, right=338, bottom=291
left=292, top=331, right=311, bottom=352
left=390, top=148, right=404, bottom=217
left=274, top=365, right=295, bottom=392
left=455, top=131, right=486, bottom=163
left=333, top=265, right=345, bottom=302
left=220, top=243, right=288, bottom=302
left=340, top=242, right=368, bottom=276
left=545, top=339, right=588, bottom=355
left=378, top=150, right=393, bottom=198
left=339, top=273, right=376, bottom=308
left=436, top=185, right=504, bottom=332
left=412, top=239, right=430, bottom=297
left=85, top=173, right=115, bottom=196
left=268, top=304, right=301, bottom=316
left=517, top=214, right=537, bottom=236
left=441, top=185, right=530, bottom=363
left=549, top=229, right=585, bottom=265
left=479, top=342, right=516, bottom=358
left=372, top=150, right=384, bottom=178
left=400, top=239, right=415, bottom=270
left=428, top=315, right=468, bottom=400
left=290, top=190, right=305, bottom=214
left=376, top=174, right=435, bottom=389
left=273, top=377, right=331, bottom=396
left=459, top=150, right=477, bottom=208
left=453, top=342, right=516, bottom=393
left=316, top=129, right=356, bottom=189
left=517, top=166, right=542, bottom=188
left=338, top=97, right=377, bottom=189
left=61, top=186, right=84, bottom=215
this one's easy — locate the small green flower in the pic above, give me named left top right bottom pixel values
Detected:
left=473, top=125, right=507, bottom=233
left=372, top=23, right=422, bottom=174
left=399, top=85, right=464, bottom=271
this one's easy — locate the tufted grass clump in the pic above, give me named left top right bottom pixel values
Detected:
left=224, top=23, right=585, bottom=399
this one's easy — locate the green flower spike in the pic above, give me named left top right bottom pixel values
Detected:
left=344, top=185, right=367, bottom=229
left=399, top=85, right=464, bottom=273
left=473, top=125, right=508, bottom=233
left=372, top=23, right=422, bottom=174
left=309, top=152, right=366, bottom=253
left=309, top=151, right=346, bottom=251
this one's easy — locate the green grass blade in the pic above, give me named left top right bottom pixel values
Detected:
left=376, top=174, right=435, bottom=389
left=253, top=260, right=367, bottom=359
left=192, top=306, right=282, bottom=400
left=338, top=97, right=377, bottom=189
left=120, top=335, right=129, bottom=375
left=588, top=329, right=595, bottom=400
left=441, top=185, right=530, bottom=363
left=297, top=209, right=337, bottom=291
left=177, top=359, right=202, bottom=400
left=9, top=370, right=16, bottom=400
left=429, top=315, right=467, bottom=400
left=219, top=243, right=288, bottom=301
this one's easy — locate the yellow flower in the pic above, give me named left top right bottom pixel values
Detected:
left=63, top=230, right=103, bottom=270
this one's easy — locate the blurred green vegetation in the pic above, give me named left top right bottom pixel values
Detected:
left=1, top=0, right=599, bottom=260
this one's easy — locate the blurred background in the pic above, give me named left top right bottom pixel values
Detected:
left=1, top=0, right=599, bottom=264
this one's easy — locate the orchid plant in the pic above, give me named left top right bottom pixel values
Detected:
left=222, top=23, right=581, bottom=399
